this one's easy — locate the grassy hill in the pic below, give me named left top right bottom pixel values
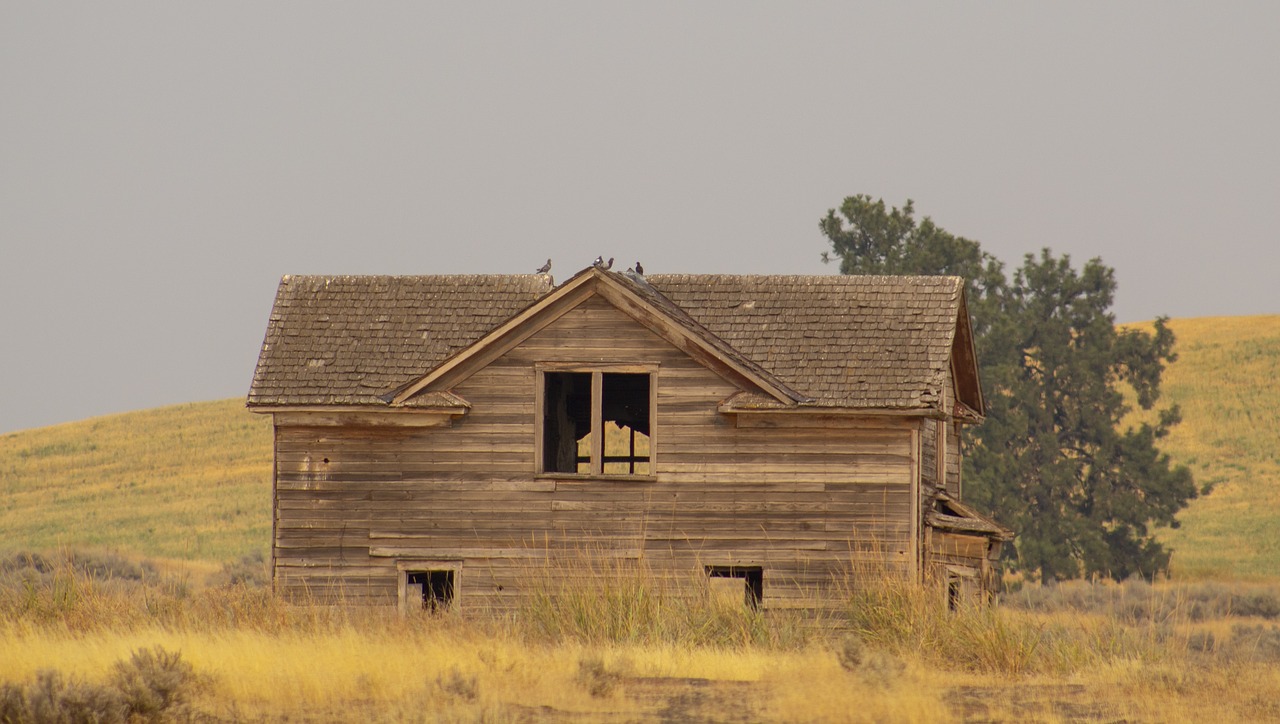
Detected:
left=1, top=315, right=1277, bottom=578
left=0, top=399, right=271, bottom=564
left=1131, top=316, right=1280, bottom=580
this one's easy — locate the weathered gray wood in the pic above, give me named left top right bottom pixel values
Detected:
left=269, top=291, right=987, bottom=609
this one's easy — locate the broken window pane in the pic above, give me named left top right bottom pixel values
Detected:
left=602, top=373, right=650, bottom=475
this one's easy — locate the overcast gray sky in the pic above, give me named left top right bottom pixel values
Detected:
left=2, top=2, right=1278, bottom=435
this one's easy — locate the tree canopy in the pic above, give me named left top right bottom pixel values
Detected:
left=822, top=195, right=1198, bottom=581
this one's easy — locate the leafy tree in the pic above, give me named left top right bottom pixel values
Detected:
left=821, top=196, right=1198, bottom=581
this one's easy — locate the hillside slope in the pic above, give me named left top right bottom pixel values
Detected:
left=1132, top=316, right=1280, bottom=580
left=0, top=399, right=271, bottom=563
left=1, top=316, right=1277, bottom=576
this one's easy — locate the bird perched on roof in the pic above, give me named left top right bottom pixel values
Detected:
left=593, top=255, right=603, bottom=267
left=535, top=259, right=551, bottom=274
left=593, top=256, right=613, bottom=270
left=634, top=260, right=644, bottom=275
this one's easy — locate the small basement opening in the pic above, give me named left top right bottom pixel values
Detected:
left=706, top=565, right=763, bottom=609
left=406, top=570, right=454, bottom=612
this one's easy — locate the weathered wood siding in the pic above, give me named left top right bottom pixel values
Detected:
left=274, top=296, right=919, bottom=608
left=945, top=422, right=963, bottom=498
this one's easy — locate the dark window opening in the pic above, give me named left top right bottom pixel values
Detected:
left=706, top=566, right=763, bottom=609
left=406, top=570, right=454, bottom=612
left=543, top=372, right=592, bottom=473
left=947, top=579, right=961, bottom=612
left=602, top=373, right=651, bottom=475
left=542, top=371, right=651, bottom=475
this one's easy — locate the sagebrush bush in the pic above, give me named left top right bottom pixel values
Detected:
left=1228, top=624, right=1280, bottom=663
left=0, top=647, right=199, bottom=724
left=436, top=667, right=479, bottom=702
left=835, top=635, right=903, bottom=687
left=1004, top=578, right=1280, bottom=623
left=206, top=550, right=270, bottom=589
left=112, top=646, right=202, bottom=718
left=576, top=656, right=622, bottom=698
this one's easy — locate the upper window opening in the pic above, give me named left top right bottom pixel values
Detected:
left=542, top=371, right=651, bottom=476
left=543, top=372, right=592, bottom=473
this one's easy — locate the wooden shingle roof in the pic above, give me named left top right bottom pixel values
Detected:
left=248, top=270, right=978, bottom=415
left=649, top=274, right=966, bottom=410
left=247, top=274, right=552, bottom=408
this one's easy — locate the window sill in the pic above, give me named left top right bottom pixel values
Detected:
left=535, top=473, right=657, bottom=483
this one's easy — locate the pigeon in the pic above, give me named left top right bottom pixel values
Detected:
left=535, top=259, right=551, bottom=274
left=602, top=257, right=614, bottom=270
left=634, top=261, right=644, bottom=275
left=593, top=255, right=604, bottom=267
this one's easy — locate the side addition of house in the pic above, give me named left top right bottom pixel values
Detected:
left=247, top=266, right=1012, bottom=612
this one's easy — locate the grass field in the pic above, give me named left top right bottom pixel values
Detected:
left=2, top=551, right=1279, bottom=722
left=0, top=399, right=271, bottom=565
left=1125, top=316, right=1280, bottom=579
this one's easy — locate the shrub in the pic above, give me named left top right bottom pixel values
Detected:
left=207, top=550, right=270, bottom=589
left=436, top=668, right=479, bottom=702
left=0, top=647, right=201, bottom=724
left=1228, top=624, right=1280, bottom=663
left=0, top=669, right=128, bottom=724
left=111, top=646, right=202, bottom=718
left=576, top=656, right=624, bottom=698
left=835, top=635, right=903, bottom=687
left=1004, top=579, right=1280, bottom=623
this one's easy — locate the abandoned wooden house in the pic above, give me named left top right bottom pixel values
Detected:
left=247, top=265, right=1012, bottom=612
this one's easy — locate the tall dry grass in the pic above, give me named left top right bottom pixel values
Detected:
left=4, top=550, right=1280, bottom=721
left=517, top=552, right=816, bottom=649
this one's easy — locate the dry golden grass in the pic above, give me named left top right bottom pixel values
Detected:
left=3, top=554, right=1279, bottom=722
left=1123, top=315, right=1280, bottom=579
left=0, top=399, right=271, bottom=563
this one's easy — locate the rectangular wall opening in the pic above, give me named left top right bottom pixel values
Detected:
left=406, top=570, right=454, bottom=612
left=602, top=373, right=651, bottom=475
left=542, top=370, right=652, bottom=475
left=705, top=565, right=763, bottom=609
left=543, top=372, right=592, bottom=473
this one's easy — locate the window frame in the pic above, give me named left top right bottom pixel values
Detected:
left=397, top=559, right=462, bottom=615
left=534, top=362, right=658, bottom=480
